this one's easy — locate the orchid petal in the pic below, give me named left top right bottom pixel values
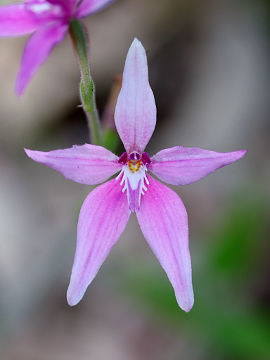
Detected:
left=25, top=144, right=121, bottom=185
left=76, top=0, right=114, bottom=18
left=151, top=147, right=247, bottom=186
left=137, top=176, right=194, bottom=312
left=67, top=179, right=130, bottom=306
left=15, top=21, right=68, bottom=96
left=115, top=39, right=157, bottom=153
left=0, top=4, right=39, bottom=36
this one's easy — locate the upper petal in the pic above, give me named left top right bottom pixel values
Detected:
left=67, top=179, right=130, bottom=306
left=15, top=21, right=68, bottom=96
left=75, top=0, right=114, bottom=18
left=25, top=144, right=122, bottom=185
left=137, top=176, right=194, bottom=312
left=115, top=39, right=157, bottom=153
left=151, top=146, right=247, bottom=185
left=0, top=4, right=39, bottom=36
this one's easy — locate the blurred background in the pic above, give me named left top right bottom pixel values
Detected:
left=0, top=0, right=270, bottom=359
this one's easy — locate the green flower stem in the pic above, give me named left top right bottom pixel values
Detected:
left=69, top=19, right=103, bottom=146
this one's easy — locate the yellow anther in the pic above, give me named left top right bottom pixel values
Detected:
left=128, top=160, right=142, bottom=173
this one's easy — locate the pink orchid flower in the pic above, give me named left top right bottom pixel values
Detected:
left=25, top=39, right=246, bottom=311
left=0, top=0, right=114, bottom=95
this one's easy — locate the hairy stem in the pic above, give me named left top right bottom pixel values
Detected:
left=69, top=19, right=103, bottom=146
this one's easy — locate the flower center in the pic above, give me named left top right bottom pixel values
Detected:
left=117, top=151, right=151, bottom=212
left=127, top=151, right=142, bottom=173
left=128, top=159, right=142, bottom=173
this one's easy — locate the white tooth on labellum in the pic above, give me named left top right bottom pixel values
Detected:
left=29, top=2, right=52, bottom=14
left=116, top=161, right=149, bottom=211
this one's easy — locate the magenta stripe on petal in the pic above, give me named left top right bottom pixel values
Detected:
left=115, top=39, right=157, bottom=153
left=127, top=178, right=141, bottom=212
left=25, top=144, right=122, bottom=185
left=15, top=21, right=68, bottom=96
left=151, top=146, right=247, bottom=186
left=47, top=0, right=75, bottom=7
left=76, top=0, right=114, bottom=18
left=137, top=176, right=194, bottom=311
left=67, top=179, right=130, bottom=306
left=0, top=4, right=39, bottom=36
left=47, top=0, right=77, bottom=14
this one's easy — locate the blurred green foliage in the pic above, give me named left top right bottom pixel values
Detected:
left=207, top=197, right=267, bottom=278
left=103, top=128, right=122, bottom=154
left=239, top=0, right=270, bottom=32
left=116, top=195, right=270, bottom=360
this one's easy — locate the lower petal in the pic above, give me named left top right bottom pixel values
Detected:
left=15, top=21, right=68, bottom=96
left=136, top=176, right=194, bottom=312
left=67, top=179, right=130, bottom=306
